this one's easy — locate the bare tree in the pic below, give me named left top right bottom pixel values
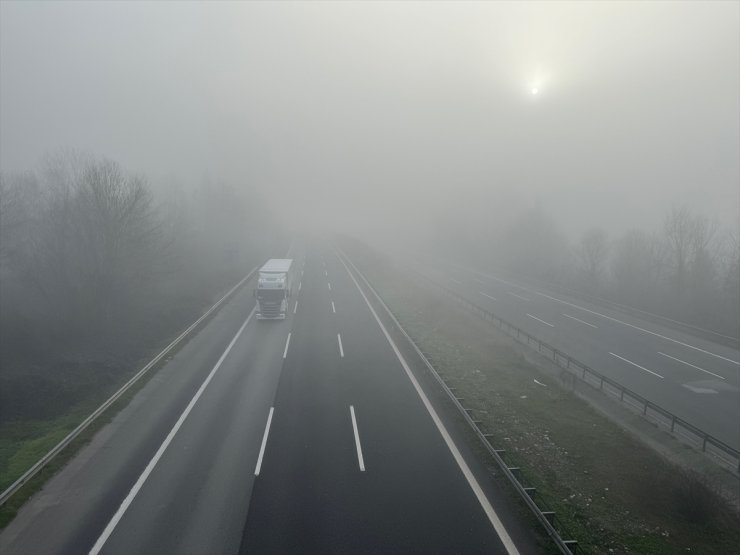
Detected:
left=663, top=205, right=696, bottom=291
left=688, top=214, right=719, bottom=293
left=14, top=153, right=164, bottom=338
left=0, top=172, right=38, bottom=267
left=575, top=228, right=609, bottom=290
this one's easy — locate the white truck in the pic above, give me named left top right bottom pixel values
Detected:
left=255, top=259, right=294, bottom=320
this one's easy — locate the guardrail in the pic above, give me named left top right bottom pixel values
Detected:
left=339, top=250, right=580, bottom=555
left=418, top=272, right=740, bottom=475
left=0, top=265, right=261, bottom=507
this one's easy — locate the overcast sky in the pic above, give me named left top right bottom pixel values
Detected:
left=1, top=1, right=738, bottom=239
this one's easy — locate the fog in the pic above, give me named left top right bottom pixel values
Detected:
left=2, top=1, right=738, bottom=241
left=1, top=1, right=739, bottom=338
left=2, top=4, right=740, bottom=549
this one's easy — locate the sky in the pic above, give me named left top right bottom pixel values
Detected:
left=1, top=1, right=738, bottom=241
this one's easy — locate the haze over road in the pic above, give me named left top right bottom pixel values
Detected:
left=0, top=243, right=536, bottom=555
left=421, top=260, right=740, bottom=450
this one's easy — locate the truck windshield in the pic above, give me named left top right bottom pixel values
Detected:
left=256, top=289, right=285, bottom=301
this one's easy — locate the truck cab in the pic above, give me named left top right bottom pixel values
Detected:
left=255, top=259, right=293, bottom=319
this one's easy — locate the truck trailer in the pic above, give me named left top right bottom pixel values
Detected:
left=255, top=259, right=294, bottom=320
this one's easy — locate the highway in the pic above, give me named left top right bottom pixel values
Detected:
left=420, top=261, right=740, bottom=450
left=0, top=244, right=538, bottom=554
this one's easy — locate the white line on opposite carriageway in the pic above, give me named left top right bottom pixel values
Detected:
left=337, top=333, right=344, bottom=357
left=89, top=307, right=256, bottom=555
left=283, top=333, right=291, bottom=359
left=526, top=313, right=554, bottom=327
left=337, top=251, right=520, bottom=555
left=350, top=406, right=365, bottom=471
left=538, top=291, right=740, bottom=366
left=254, top=407, right=274, bottom=476
left=658, top=352, right=726, bottom=380
left=474, top=278, right=486, bottom=285
left=609, top=352, right=664, bottom=379
left=328, top=283, right=332, bottom=291
left=450, top=278, right=463, bottom=285
left=479, top=291, right=497, bottom=301
left=331, top=301, right=336, bottom=313
left=299, top=281, right=302, bottom=291
left=508, top=292, right=530, bottom=301
left=293, top=301, right=298, bottom=314
left=562, top=313, right=598, bottom=328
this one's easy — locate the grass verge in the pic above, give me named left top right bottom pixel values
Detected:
left=347, top=241, right=740, bottom=555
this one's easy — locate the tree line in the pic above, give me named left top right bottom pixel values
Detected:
left=0, top=150, right=277, bottom=421
left=497, top=207, right=740, bottom=338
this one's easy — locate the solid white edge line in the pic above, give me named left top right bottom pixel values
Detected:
left=562, top=313, right=598, bottom=329
left=526, top=313, right=554, bottom=327
left=479, top=291, right=497, bottom=301
left=538, top=291, right=740, bottom=365
left=254, top=407, right=275, bottom=476
left=89, top=307, right=256, bottom=555
left=450, top=278, right=463, bottom=285
left=337, top=333, right=344, bottom=358
left=337, top=251, right=520, bottom=555
left=350, top=405, right=365, bottom=471
left=283, top=332, right=291, bottom=359
left=658, top=352, right=726, bottom=380
left=331, top=301, right=336, bottom=313
left=293, top=301, right=298, bottom=314
left=609, top=352, right=664, bottom=379
left=508, top=292, right=530, bottom=301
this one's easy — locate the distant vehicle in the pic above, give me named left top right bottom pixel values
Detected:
left=255, top=259, right=294, bottom=319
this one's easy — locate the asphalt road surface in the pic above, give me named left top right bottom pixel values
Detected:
left=0, top=244, right=539, bottom=555
left=420, top=261, right=740, bottom=450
